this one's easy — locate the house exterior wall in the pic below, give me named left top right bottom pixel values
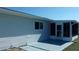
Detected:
left=0, top=13, right=49, bottom=50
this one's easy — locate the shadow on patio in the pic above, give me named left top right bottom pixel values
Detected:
left=39, top=39, right=69, bottom=46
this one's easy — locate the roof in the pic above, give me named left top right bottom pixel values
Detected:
left=52, top=20, right=78, bottom=23
left=0, top=7, right=78, bottom=23
left=0, top=7, right=53, bottom=22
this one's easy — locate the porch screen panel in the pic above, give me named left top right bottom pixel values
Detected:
left=63, top=22, right=70, bottom=37
left=50, top=23, right=55, bottom=36
left=72, top=23, right=78, bottom=36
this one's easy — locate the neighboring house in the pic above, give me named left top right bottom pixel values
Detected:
left=0, top=8, right=78, bottom=50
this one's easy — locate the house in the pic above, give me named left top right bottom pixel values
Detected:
left=0, top=7, right=78, bottom=50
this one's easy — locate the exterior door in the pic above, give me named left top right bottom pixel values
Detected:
left=57, top=25, right=62, bottom=37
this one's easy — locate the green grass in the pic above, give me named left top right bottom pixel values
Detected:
left=63, top=37, right=79, bottom=51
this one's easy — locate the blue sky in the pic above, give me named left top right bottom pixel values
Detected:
left=7, top=7, right=79, bottom=22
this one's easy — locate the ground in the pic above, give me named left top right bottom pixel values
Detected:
left=2, top=47, right=25, bottom=51
left=2, top=37, right=79, bottom=51
left=63, top=37, right=79, bottom=51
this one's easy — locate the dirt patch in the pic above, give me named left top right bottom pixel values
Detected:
left=2, top=47, right=25, bottom=51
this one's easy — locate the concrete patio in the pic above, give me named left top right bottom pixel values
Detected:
left=20, top=40, right=73, bottom=51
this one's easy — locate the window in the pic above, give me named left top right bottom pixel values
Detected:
left=35, top=22, right=43, bottom=30
left=35, top=22, right=39, bottom=29
left=57, top=25, right=61, bottom=30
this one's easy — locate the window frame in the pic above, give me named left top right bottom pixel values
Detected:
left=35, top=22, right=43, bottom=30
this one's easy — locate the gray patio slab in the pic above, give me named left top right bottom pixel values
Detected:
left=20, top=42, right=73, bottom=51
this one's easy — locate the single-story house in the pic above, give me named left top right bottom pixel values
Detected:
left=0, top=7, right=78, bottom=50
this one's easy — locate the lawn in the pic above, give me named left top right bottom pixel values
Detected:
left=63, top=37, right=79, bottom=51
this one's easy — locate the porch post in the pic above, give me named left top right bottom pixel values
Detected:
left=70, top=22, right=72, bottom=41
left=55, top=23, right=57, bottom=37
left=78, top=23, right=79, bottom=37
left=62, top=23, right=63, bottom=39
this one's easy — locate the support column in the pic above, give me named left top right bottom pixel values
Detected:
left=70, top=22, right=72, bottom=41
left=62, top=24, right=64, bottom=38
left=55, top=23, right=57, bottom=37
left=78, top=23, right=79, bottom=37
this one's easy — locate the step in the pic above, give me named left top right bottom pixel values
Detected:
left=20, top=46, right=44, bottom=51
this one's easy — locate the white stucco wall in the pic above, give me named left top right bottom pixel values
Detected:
left=0, top=13, right=49, bottom=50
